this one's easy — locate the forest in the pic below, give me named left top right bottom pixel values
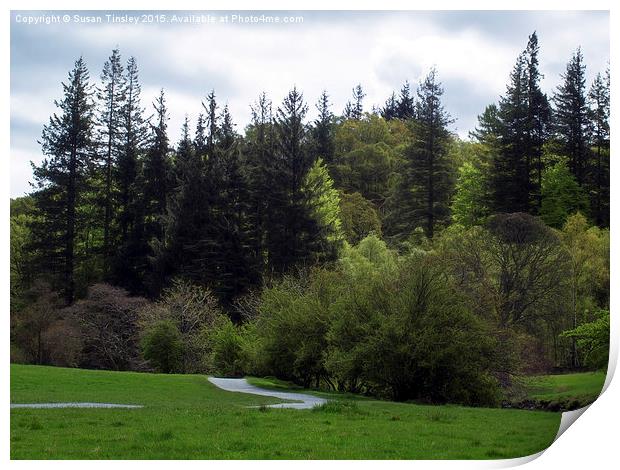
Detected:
left=10, top=32, right=610, bottom=406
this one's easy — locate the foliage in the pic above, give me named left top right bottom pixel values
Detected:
left=561, top=310, right=609, bottom=370
left=338, top=192, right=382, bottom=244
left=10, top=281, right=67, bottom=365
left=387, top=69, right=454, bottom=240
left=303, top=157, right=344, bottom=253
left=30, top=57, right=97, bottom=303
left=559, top=213, right=609, bottom=367
left=67, top=283, right=148, bottom=370
left=138, top=279, right=224, bottom=373
left=326, top=253, right=501, bottom=404
left=205, top=317, right=244, bottom=376
left=332, top=113, right=406, bottom=207
left=437, top=214, right=571, bottom=376
left=248, top=236, right=501, bottom=405
left=451, top=161, right=490, bottom=228
left=10, top=197, right=36, bottom=310
left=141, top=320, right=184, bottom=373
left=540, top=160, right=588, bottom=228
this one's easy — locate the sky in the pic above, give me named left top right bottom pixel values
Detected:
left=10, top=10, right=610, bottom=197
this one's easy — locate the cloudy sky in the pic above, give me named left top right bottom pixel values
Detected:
left=10, top=10, right=609, bottom=197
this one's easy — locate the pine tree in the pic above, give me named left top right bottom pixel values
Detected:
left=523, top=32, right=552, bottom=209
left=211, top=105, right=261, bottom=304
left=264, top=87, right=324, bottom=272
left=164, top=105, right=261, bottom=306
left=553, top=48, right=590, bottom=186
left=470, top=104, right=502, bottom=149
left=194, top=113, right=207, bottom=156
left=141, top=89, right=171, bottom=295
left=397, top=80, right=415, bottom=119
left=203, top=90, right=218, bottom=156
left=96, top=48, right=126, bottom=267
left=116, top=57, right=147, bottom=240
left=218, top=104, right=235, bottom=149
left=343, top=84, right=365, bottom=120
left=159, top=118, right=213, bottom=294
left=587, top=68, right=610, bottom=226
left=388, top=69, right=453, bottom=240
left=488, top=33, right=552, bottom=214
left=112, top=56, right=149, bottom=292
left=143, top=89, right=171, bottom=223
left=312, top=90, right=335, bottom=163
left=492, top=51, right=530, bottom=213
left=382, top=92, right=398, bottom=120
left=176, top=116, right=193, bottom=170
left=31, top=57, right=96, bottom=304
left=245, top=93, right=276, bottom=270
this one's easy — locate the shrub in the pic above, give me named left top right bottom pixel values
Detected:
left=138, top=279, right=223, bottom=373
left=561, top=309, right=610, bottom=370
left=206, top=317, right=244, bottom=376
left=254, top=269, right=337, bottom=388
left=249, top=238, right=502, bottom=406
left=10, top=281, right=64, bottom=365
left=141, top=320, right=184, bottom=373
left=326, top=253, right=501, bottom=405
left=67, top=283, right=148, bottom=370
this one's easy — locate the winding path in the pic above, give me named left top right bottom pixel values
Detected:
left=208, top=377, right=327, bottom=409
left=11, top=403, right=143, bottom=409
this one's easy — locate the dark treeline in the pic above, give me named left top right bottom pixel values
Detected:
left=11, top=32, right=609, bottom=405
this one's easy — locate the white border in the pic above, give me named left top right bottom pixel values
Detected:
left=3, top=1, right=616, bottom=468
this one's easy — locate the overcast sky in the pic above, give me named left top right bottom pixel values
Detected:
left=10, top=10, right=609, bottom=197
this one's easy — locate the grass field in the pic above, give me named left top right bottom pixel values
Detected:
left=517, top=371, right=606, bottom=409
left=10, top=364, right=564, bottom=459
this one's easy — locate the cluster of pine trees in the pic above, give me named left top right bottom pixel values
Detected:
left=467, top=33, right=610, bottom=228
left=23, top=31, right=609, bottom=316
left=28, top=49, right=346, bottom=307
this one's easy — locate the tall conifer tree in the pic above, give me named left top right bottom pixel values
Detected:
left=31, top=57, right=96, bottom=303
left=523, top=32, right=551, bottom=209
left=382, top=92, right=398, bottom=120
left=397, top=80, right=415, bottom=119
left=493, top=52, right=530, bottom=213
left=553, top=48, right=590, bottom=186
left=96, top=48, right=126, bottom=267
left=588, top=68, right=610, bottom=226
left=312, top=90, right=335, bottom=163
left=388, top=69, right=453, bottom=240
left=112, top=57, right=149, bottom=292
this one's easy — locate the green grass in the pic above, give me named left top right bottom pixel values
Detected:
left=519, top=371, right=606, bottom=408
left=11, top=364, right=562, bottom=459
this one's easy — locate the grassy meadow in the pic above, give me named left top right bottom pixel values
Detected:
left=10, top=364, right=568, bottom=459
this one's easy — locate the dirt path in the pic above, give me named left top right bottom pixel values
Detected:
left=208, top=377, right=327, bottom=409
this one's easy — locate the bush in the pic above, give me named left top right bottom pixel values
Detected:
left=253, top=270, right=335, bottom=388
left=10, top=281, right=67, bottom=365
left=141, top=320, right=184, bottom=373
left=138, top=279, right=223, bottom=373
left=561, top=309, right=610, bottom=370
left=67, top=283, right=148, bottom=370
left=206, top=317, right=244, bottom=376
left=248, top=236, right=502, bottom=406
left=327, top=253, right=501, bottom=405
